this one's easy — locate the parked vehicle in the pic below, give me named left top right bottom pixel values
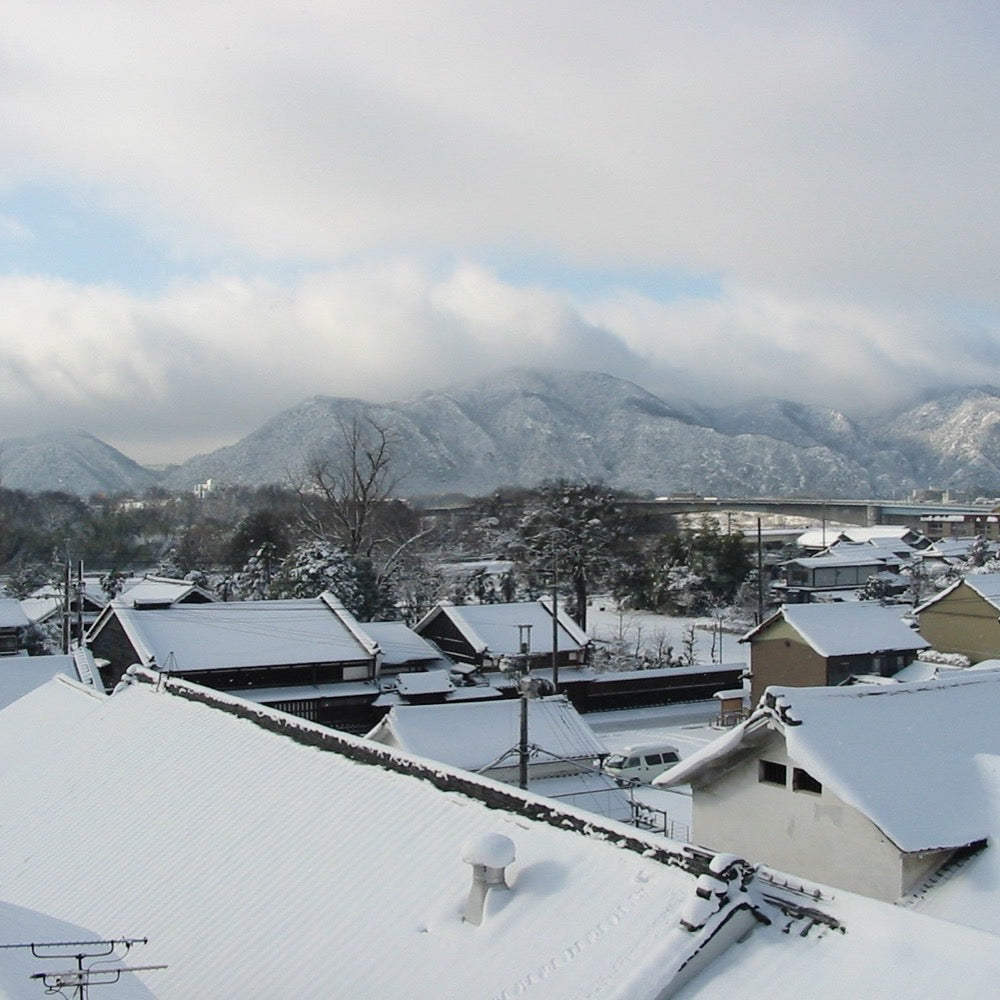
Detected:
left=602, top=742, right=681, bottom=784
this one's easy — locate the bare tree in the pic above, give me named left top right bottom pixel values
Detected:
left=293, top=416, right=434, bottom=603
left=296, top=416, right=400, bottom=557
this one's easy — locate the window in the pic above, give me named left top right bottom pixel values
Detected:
left=644, top=754, right=663, bottom=765
left=759, top=760, right=787, bottom=786
left=793, top=767, right=822, bottom=794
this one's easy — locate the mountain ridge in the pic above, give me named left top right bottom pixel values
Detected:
left=7, top=370, right=1000, bottom=500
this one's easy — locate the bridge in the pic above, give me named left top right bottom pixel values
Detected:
left=420, top=495, right=998, bottom=532
left=621, top=497, right=997, bottom=531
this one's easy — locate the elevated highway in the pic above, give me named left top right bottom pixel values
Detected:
left=420, top=496, right=997, bottom=532
left=622, top=497, right=996, bottom=530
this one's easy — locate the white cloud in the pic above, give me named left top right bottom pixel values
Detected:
left=1, top=4, right=999, bottom=304
left=0, top=4, right=999, bottom=465
left=0, top=264, right=994, bottom=465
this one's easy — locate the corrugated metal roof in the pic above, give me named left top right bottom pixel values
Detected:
left=0, top=673, right=712, bottom=1000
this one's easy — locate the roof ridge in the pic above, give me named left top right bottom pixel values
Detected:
left=125, top=667, right=718, bottom=876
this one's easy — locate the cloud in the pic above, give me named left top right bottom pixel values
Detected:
left=0, top=263, right=994, bottom=466
left=0, top=4, right=999, bottom=467
left=1, top=4, right=999, bottom=305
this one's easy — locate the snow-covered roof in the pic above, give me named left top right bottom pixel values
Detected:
left=367, top=695, right=606, bottom=772
left=0, top=598, right=29, bottom=629
left=915, top=571, right=1000, bottom=614
left=416, top=600, right=590, bottom=657
left=658, top=672, right=1000, bottom=853
left=741, top=603, right=929, bottom=657
left=99, top=595, right=376, bottom=672
left=19, top=594, right=61, bottom=624
left=115, top=575, right=215, bottom=607
left=784, top=552, right=897, bottom=569
left=0, top=671, right=748, bottom=1000
left=796, top=525, right=916, bottom=548
left=0, top=651, right=97, bottom=710
left=0, top=675, right=106, bottom=778
left=393, top=669, right=455, bottom=697
left=363, top=620, right=453, bottom=670
left=673, top=868, right=1000, bottom=1000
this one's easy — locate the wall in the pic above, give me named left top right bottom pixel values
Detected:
left=749, top=621, right=826, bottom=704
left=691, top=735, right=910, bottom=901
left=918, top=584, right=1000, bottom=663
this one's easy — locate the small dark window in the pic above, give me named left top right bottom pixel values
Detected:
left=793, top=768, right=822, bottom=794
left=645, top=754, right=663, bottom=765
left=759, top=760, right=787, bottom=786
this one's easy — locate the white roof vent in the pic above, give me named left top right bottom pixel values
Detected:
left=462, top=833, right=516, bottom=926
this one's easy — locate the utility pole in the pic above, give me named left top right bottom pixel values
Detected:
left=62, top=558, right=71, bottom=655
left=516, top=624, right=533, bottom=791
left=76, top=560, right=84, bottom=648
left=756, top=517, right=764, bottom=623
left=551, top=547, right=559, bottom=691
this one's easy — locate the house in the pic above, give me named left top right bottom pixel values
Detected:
left=86, top=592, right=381, bottom=729
left=915, top=572, right=1000, bottom=663
left=366, top=695, right=632, bottom=822
left=1, top=673, right=999, bottom=996
left=775, top=551, right=904, bottom=602
left=795, top=525, right=926, bottom=553
left=0, top=598, right=30, bottom=656
left=361, top=619, right=454, bottom=675
left=22, top=574, right=215, bottom=645
left=108, top=574, right=216, bottom=608
left=413, top=599, right=591, bottom=678
left=655, top=673, right=1000, bottom=904
left=741, top=602, right=929, bottom=704
left=920, top=511, right=1000, bottom=540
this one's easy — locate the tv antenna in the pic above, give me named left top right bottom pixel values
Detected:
left=0, top=935, right=166, bottom=999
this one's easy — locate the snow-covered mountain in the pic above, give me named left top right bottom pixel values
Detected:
left=158, top=371, right=1000, bottom=500
left=0, top=430, right=158, bottom=497
left=11, top=373, right=1000, bottom=499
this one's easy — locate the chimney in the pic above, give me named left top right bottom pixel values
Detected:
left=462, top=833, right=516, bottom=926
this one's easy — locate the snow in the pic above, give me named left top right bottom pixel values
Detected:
left=0, top=672, right=732, bottom=1000
left=0, top=599, right=29, bottom=629
left=424, top=600, right=588, bottom=656
left=586, top=601, right=752, bottom=666
left=462, top=832, right=516, bottom=868
left=746, top=602, right=929, bottom=657
left=4, top=674, right=1000, bottom=994
left=0, top=655, right=95, bottom=710
left=367, top=695, right=607, bottom=773
left=107, top=597, right=375, bottom=671
left=661, top=673, right=1000, bottom=854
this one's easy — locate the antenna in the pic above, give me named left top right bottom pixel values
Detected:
left=0, top=936, right=166, bottom=1000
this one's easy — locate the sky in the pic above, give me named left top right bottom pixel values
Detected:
left=2, top=2, right=1000, bottom=465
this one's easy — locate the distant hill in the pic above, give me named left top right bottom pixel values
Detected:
left=0, top=430, right=158, bottom=496
left=158, top=370, right=1000, bottom=500
left=11, top=373, right=1000, bottom=500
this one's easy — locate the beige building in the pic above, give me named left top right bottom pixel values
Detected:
left=741, top=603, right=929, bottom=705
left=915, top=573, right=1000, bottom=663
left=656, top=674, right=1000, bottom=903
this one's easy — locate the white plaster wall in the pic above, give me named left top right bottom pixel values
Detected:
left=691, top=738, right=907, bottom=902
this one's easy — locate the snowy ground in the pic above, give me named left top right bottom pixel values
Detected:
left=585, top=598, right=752, bottom=667
left=578, top=599, right=752, bottom=839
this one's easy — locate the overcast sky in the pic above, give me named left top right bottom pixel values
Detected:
left=1, top=2, right=999, bottom=464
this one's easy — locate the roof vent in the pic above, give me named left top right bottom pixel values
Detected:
left=462, top=833, right=516, bottom=926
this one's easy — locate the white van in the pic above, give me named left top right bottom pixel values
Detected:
left=602, top=742, right=681, bottom=784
